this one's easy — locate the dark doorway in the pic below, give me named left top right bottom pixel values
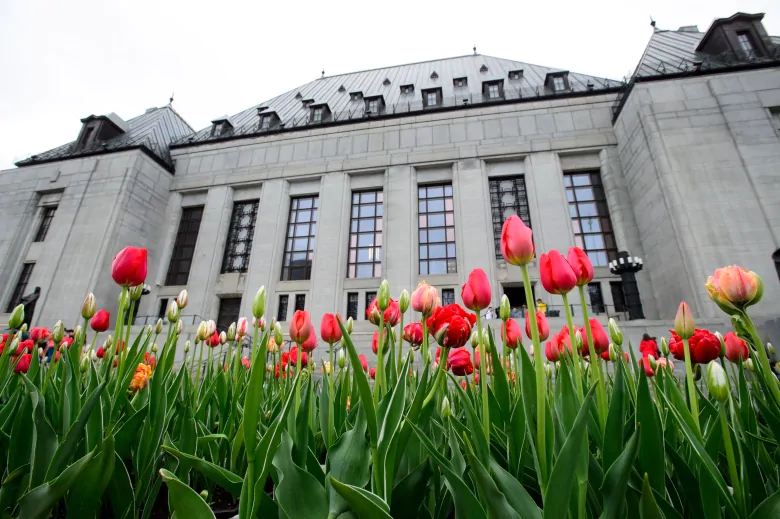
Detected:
left=587, top=283, right=605, bottom=314
left=503, top=284, right=534, bottom=318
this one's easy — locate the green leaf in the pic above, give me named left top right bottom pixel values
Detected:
left=599, top=428, right=640, bottom=519
left=639, top=473, right=665, bottom=519
left=330, top=476, right=393, bottom=519
left=462, top=437, right=521, bottom=519
left=635, top=369, right=664, bottom=495
left=603, top=359, right=626, bottom=470
left=160, top=468, right=216, bottom=519
left=17, top=448, right=95, bottom=519
left=115, top=407, right=146, bottom=459
left=489, top=458, right=542, bottom=519
left=543, top=385, right=596, bottom=519
left=22, top=376, right=58, bottom=489
left=319, top=371, right=331, bottom=447
left=162, top=444, right=243, bottom=498
left=328, top=406, right=371, bottom=518
left=448, top=372, right=489, bottom=466
left=665, top=442, right=704, bottom=518
left=107, top=454, right=135, bottom=519
left=379, top=353, right=410, bottom=500
left=338, top=318, right=378, bottom=447
left=488, top=330, right=512, bottom=424
left=243, top=332, right=269, bottom=459
left=507, top=401, right=527, bottom=479
left=408, top=419, right=487, bottom=519
left=47, top=381, right=107, bottom=481
left=390, top=461, right=431, bottom=519
left=751, top=487, right=780, bottom=518
left=85, top=363, right=104, bottom=453
left=65, top=434, right=116, bottom=518
left=273, top=431, right=328, bottom=518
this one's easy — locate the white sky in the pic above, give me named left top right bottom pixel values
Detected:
left=1, top=0, right=778, bottom=170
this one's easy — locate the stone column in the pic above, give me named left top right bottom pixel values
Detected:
left=384, top=165, right=415, bottom=293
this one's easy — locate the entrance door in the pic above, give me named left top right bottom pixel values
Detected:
left=503, top=285, right=534, bottom=317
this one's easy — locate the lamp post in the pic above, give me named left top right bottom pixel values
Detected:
left=609, top=251, right=645, bottom=320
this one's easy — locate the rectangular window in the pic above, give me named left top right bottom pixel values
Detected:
left=157, top=298, right=169, bottom=319
left=166, top=206, right=204, bottom=285
left=261, top=116, right=270, bottom=129
left=295, top=294, right=306, bottom=312
left=346, top=292, right=359, bottom=320
left=737, top=31, right=755, bottom=53
left=587, top=283, right=605, bottom=314
left=217, top=297, right=242, bottom=333
left=368, top=100, right=378, bottom=113
left=610, top=281, right=627, bottom=313
left=222, top=200, right=259, bottom=274
left=281, top=196, right=319, bottom=280
left=6, top=263, right=34, bottom=312
left=426, top=92, right=437, bottom=106
left=553, top=76, right=565, bottom=91
left=347, top=190, right=383, bottom=279
left=488, top=84, right=499, bottom=98
left=34, top=206, right=57, bottom=242
left=442, top=289, right=455, bottom=306
left=277, top=295, right=289, bottom=322
left=365, top=291, right=376, bottom=319
left=564, top=171, right=617, bottom=267
left=489, top=177, right=531, bottom=258
left=313, top=108, right=323, bottom=123
left=418, top=184, right=456, bottom=275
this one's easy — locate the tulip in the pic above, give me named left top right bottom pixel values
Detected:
left=253, top=286, right=267, bottom=319
left=674, top=302, right=695, bottom=339
left=411, top=281, right=439, bottom=316
left=540, top=250, right=577, bottom=295
left=707, top=361, right=729, bottom=401
left=206, top=320, right=216, bottom=338
left=14, top=353, right=32, bottom=374
left=129, top=284, right=143, bottom=301
left=580, top=319, right=609, bottom=355
left=441, top=396, right=451, bottom=420
left=723, top=332, right=749, bottom=363
left=82, top=293, right=97, bottom=319
left=705, top=266, right=762, bottom=314
left=322, top=361, right=331, bottom=375
left=358, top=353, right=368, bottom=372
left=90, top=310, right=111, bottom=332
left=470, top=330, right=479, bottom=349
left=320, top=313, right=342, bottom=344
left=449, top=348, right=474, bottom=376
left=608, top=318, right=623, bottom=346
left=461, top=268, right=491, bottom=312
left=660, top=337, right=669, bottom=357
left=288, top=346, right=308, bottom=368
left=500, top=215, right=534, bottom=266
left=338, top=348, right=346, bottom=368
left=567, top=247, right=594, bottom=286
left=366, top=297, right=400, bottom=327
left=525, top=311, right=550, bottom=342
left=402, top=322, right=424, bottom=348
left=236, top=317, right=248, bottom=337
left=744, top=358, right=755, bottom=371
left=258, top=317, right=266, bottom=331
left=154, top=318, right=163, bottom=334
left=206, top=332, right=220, bottom=348
left=227, top=323, right=236, bottom=342
left=184, top=341, right=190, bottom=354
left=30, top=327, right=51, bottom=343
left=96, top=346, right=106, bottom=358
left=378, top=279, right=391, bottom=311
left=129, top=363, right=152, bottom=391
left=426, top=304, right=477, bottom=349
left=369, top=367, right=376, bottom=379
left=545, top=341, right=562, bottom=362
left=151, top=344, right=158, bottom=353
left=769, top=343, right=775, bottom=355
left=8, top=305, right=24, bottom=329
left=176, top=289, right=188, bottom=309
left=499, top=294, right=510, bottom=321
left=301, top=329, right=318, bottom=352
left=274, top=322, right=284, bottom=347
left=111, top=246, right=148, bottom=287
left=399, top=289, right=410, bottom=314
left=50, top=320, right=64, bottom=345
left=219, top=331, right=227, bottom=345
left=501, top=318, right=523, bottom=349
left=372, top=331, right=389, bottom=355
left=289, top=310, right=312, bottom=344
left=346, top=316, right=354, bottom=334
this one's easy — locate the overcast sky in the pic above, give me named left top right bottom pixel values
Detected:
left=1, top=0, right=778, bottom=170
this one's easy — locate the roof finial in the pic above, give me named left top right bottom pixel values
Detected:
left=650, top=16, right=656, bottom=29
left=169, top=92, right=174, bottom=105
left=321, top=69, right=325, bottom=78
left=473, top=45, right=477, bottom=55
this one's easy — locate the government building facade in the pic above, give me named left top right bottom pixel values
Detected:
left=2, top=12, right=780, bottom=353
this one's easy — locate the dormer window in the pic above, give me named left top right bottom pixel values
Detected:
left=210, top=116, right=233, bottom=137
left=350, top=91, right=363, bottom=101
left=302, top=98, right=314, bottom=108
left=736, top=31, right=756, bottom=54
left=74, top=113, right=128, bottom=152
left=422, top=88, right=442, bottom=108
left=309, top=103, right=331, bottom=124
left=453, top=77, right=467, bottom=88
left=553, top=76, right=565, bottom=91
left=430, top=71, right=439, bottom=79
left=400, top=84, right=415, bottom=95
left=483, top=80, right=504, bottom=100
left=508, top=69, right=523, bottom=80
left=480, top=64, right=488, bottom=73
left=695, top=13, right=767, bottom=59
left=546, top=72, right=570, bottom=92
left=261, top=117, right=271, bottom=130
left=365, top=95, right=385, bottom=115
left=258, top=111, right=279, bottom=131
left=312, top=107, right=323, bottom=122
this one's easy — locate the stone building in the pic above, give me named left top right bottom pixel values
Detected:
left=2, top=11, right=779, bottom=356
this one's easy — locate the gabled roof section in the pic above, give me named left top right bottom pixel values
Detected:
left=174, top=54, right=621, bottom=148
left=16, top=105, right=194, bottom=171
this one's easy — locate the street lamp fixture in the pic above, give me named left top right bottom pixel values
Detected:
left=609, top=251, right=645, bottom=320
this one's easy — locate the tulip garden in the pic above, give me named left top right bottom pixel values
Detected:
left=1, top=215, right=780, bottom=519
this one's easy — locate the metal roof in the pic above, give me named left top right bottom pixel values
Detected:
left=16, top=105, right=194, bottom=171
left=174, top=54, right=623, bottom=148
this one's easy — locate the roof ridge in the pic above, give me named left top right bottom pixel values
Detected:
left=319, top=53, right=486, bottom=80
left=161, top=104, right=196, bottom=133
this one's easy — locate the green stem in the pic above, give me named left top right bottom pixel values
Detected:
left=423, top=346, right=449, bottom=408
left=476, top=313, right=490, bottom=440
left=207, top=346, right=214, bottom=382
left=397, top=314, right=404, bottom=378
left=422, top=320, right=430, bottom=367
left=195, top=341, right=205, bottom=390
left=741, top=311, right=780, bottom=407
left=521, top=264, right=547, bottom=487
left=719, top=402, right=743, bottom=515
left=295, top=341, right=302, bottom=411
left=112, top=288, right=127, bottom=381
left=682, top=337, right=701, bottom=434
left=578, top=285, right=608, bottom=434
left=375, top=314, right=385, bottom=407
left=328, top=343, right=335, bottom=447
left=562, top=293, right=584, bottom=400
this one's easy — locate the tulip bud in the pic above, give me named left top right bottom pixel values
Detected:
left=545, top=363, right=553, bottom=378
left=52, top=320, right=65, bottom=345
left=145, top=324, right=153, bottom=337
left=19, top=323, right=28, bottom=334
left=200, top=490, right=208, bottom=500
left=252, top=286, right=267, bottom=319
left=693, top=363, right=702, bottom=381
left=647, top=355, right=657, bottom=373
left=59, top=344, right=66, bottom=353
left=500, top=295, right=510, bottom=321
left=258, top=317, right=266, bottom=331
left=471, top=330, right=479, bottom=349
left=769, top=343, right=775, bottom=355
left=323, top=361, right=331, bottom=375
left=609, top=344, right=618, bottom=362
left=152, top=344, right=159, bottom=353
left=337, top=348, right=346, bottom=368
left=219, top=331, right=227, bottom=345
left=206, top=320, right=216, bottom=337
left=81, top=293, right=97, bottom=319
left=130, top=284, right=143, bottom=301
left=441, top=396, right=451, bottom=420
left=660, top=337, right=669, bottom=357
left=745, top=358, right=755, bottom=371
left=274, top=322, right=284, bottom=346
left=74, top=325, right=83, bottom=342
left=707, top=362, right=729, bottom=401
left=184, top=340, right=191, bottom=354
left=346, top=317, right=354, bottom=335
left=150, top=318, right=161, bottom=334
left=399, top=289, right=410, bottom=314
left=674, top=302, right=695, bottom=340
left=38, top=347, right=44, bottom=357
left=91, top=349, right=98, bottom=361
left=8, top=304, right=24, bottom=329
left=310, top=360, right=317, bottom=371
left=176, top=289, right=188, bottom=309
left=176, top=319, right=183, bottom=335
left=529, top=345, right=534, bottom=357
left=227, top=323, right=236, bottom=342
left=376, top=280, right=391, bottom=311
left=167, top=301, right=179, bottom=323
left=607, top=318, right=623, bottom=346
left=715, top=331, right=726, bottom=358
left=574, top=329, right=583, bottom=351
left=106, top=335, right=113, bottom=348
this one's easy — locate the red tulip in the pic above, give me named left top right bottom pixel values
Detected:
left=288, top=346, right=308, bottom=368
left=426, top=304, right=476, bottom=348
left=723, top=332, right=749, bottom=363
left=205, top=331, right=220, bottom=347
left=525, top=311, right=550, bottom=342
left=90, top=309, right=110, bottom=332
left=96, top=346, right=106, bottom=358
left=461, top=380, right=468, bottom=390
left=281, top=351, right=290, bottom=369
left=366, top=297, right=400, bottom=327
left=546, top=341, right=562, bottom=362
left=111, top=246, right=148, bottom=287
left=639, top=338, right=659, bottom=359
left=402, top=322, right=424, bottom=347
left=580, top=319, right=609, bottom=355
left=449, top=348, right=474, bottom=376
left=16, top=340, right=35, bottom=356
left=320, top=313, right=342, bottom=344
left=61, top=337, right=73, bottom=349
left=14, top=353, right=31, bottom=374
left=501, top=318, right=523, bottom=349
left=567, top=247, right=594, bottom=287
left=500, top=215, right=535, bottom=266
left=301, top=329, right=318, bottom=352
left=30, top=327, right=51, bottom=343
left=289, top=310, right=312, bottom=344
left=358, top=354, right=369, bottom=372
left=369, top=367, right=376, bottom=380
left=242, top=357, right=251, bottom=370
left=372, top=330, right=389, bottom=355
left=669, top=329, right=720, bottom=364
left=540, top=251, right=577, bottom=295
left=461, top=268, right=491, bottom=312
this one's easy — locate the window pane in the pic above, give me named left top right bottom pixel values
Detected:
left=427, top=199, right=444, bottom=212
left=221, top=202, right=258, bottom=274
left=346, top=190, right=383, bottom=278
left=581, top=218, right=600, bottom=233
left=429, top=260, right=446, bottom=274
left=428, top=214, right=445, bottom=227
left=574, top=187, right=594, bottom=201
left=428, top=229, right=445, bottom=242
left=420, top=245, right=428, bottom=259
left=584, top=234, right=605, bottom=249
left=357, top=264, right=374, bottom=278
left=428, top=186, right=443, bottom=198
left=564, top=171, right=617, bottom=268
left=358, top=234, right=374, bottom=247
left=167, top=206, right=204, bottom=284
left=578, top=203, right=597, bottom=217
left=418, top=183, right=456, bottom=274
left=281, top=196, right=319, bottom=280
left=429, top=244, right=446, bottom=258
left=358, top=219, right=374, bottom=232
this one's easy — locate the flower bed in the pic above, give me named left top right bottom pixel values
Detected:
left=0, top=215, right=777, bottom=519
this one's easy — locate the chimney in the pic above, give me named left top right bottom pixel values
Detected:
left=678, top=25, right=699, bottom=32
